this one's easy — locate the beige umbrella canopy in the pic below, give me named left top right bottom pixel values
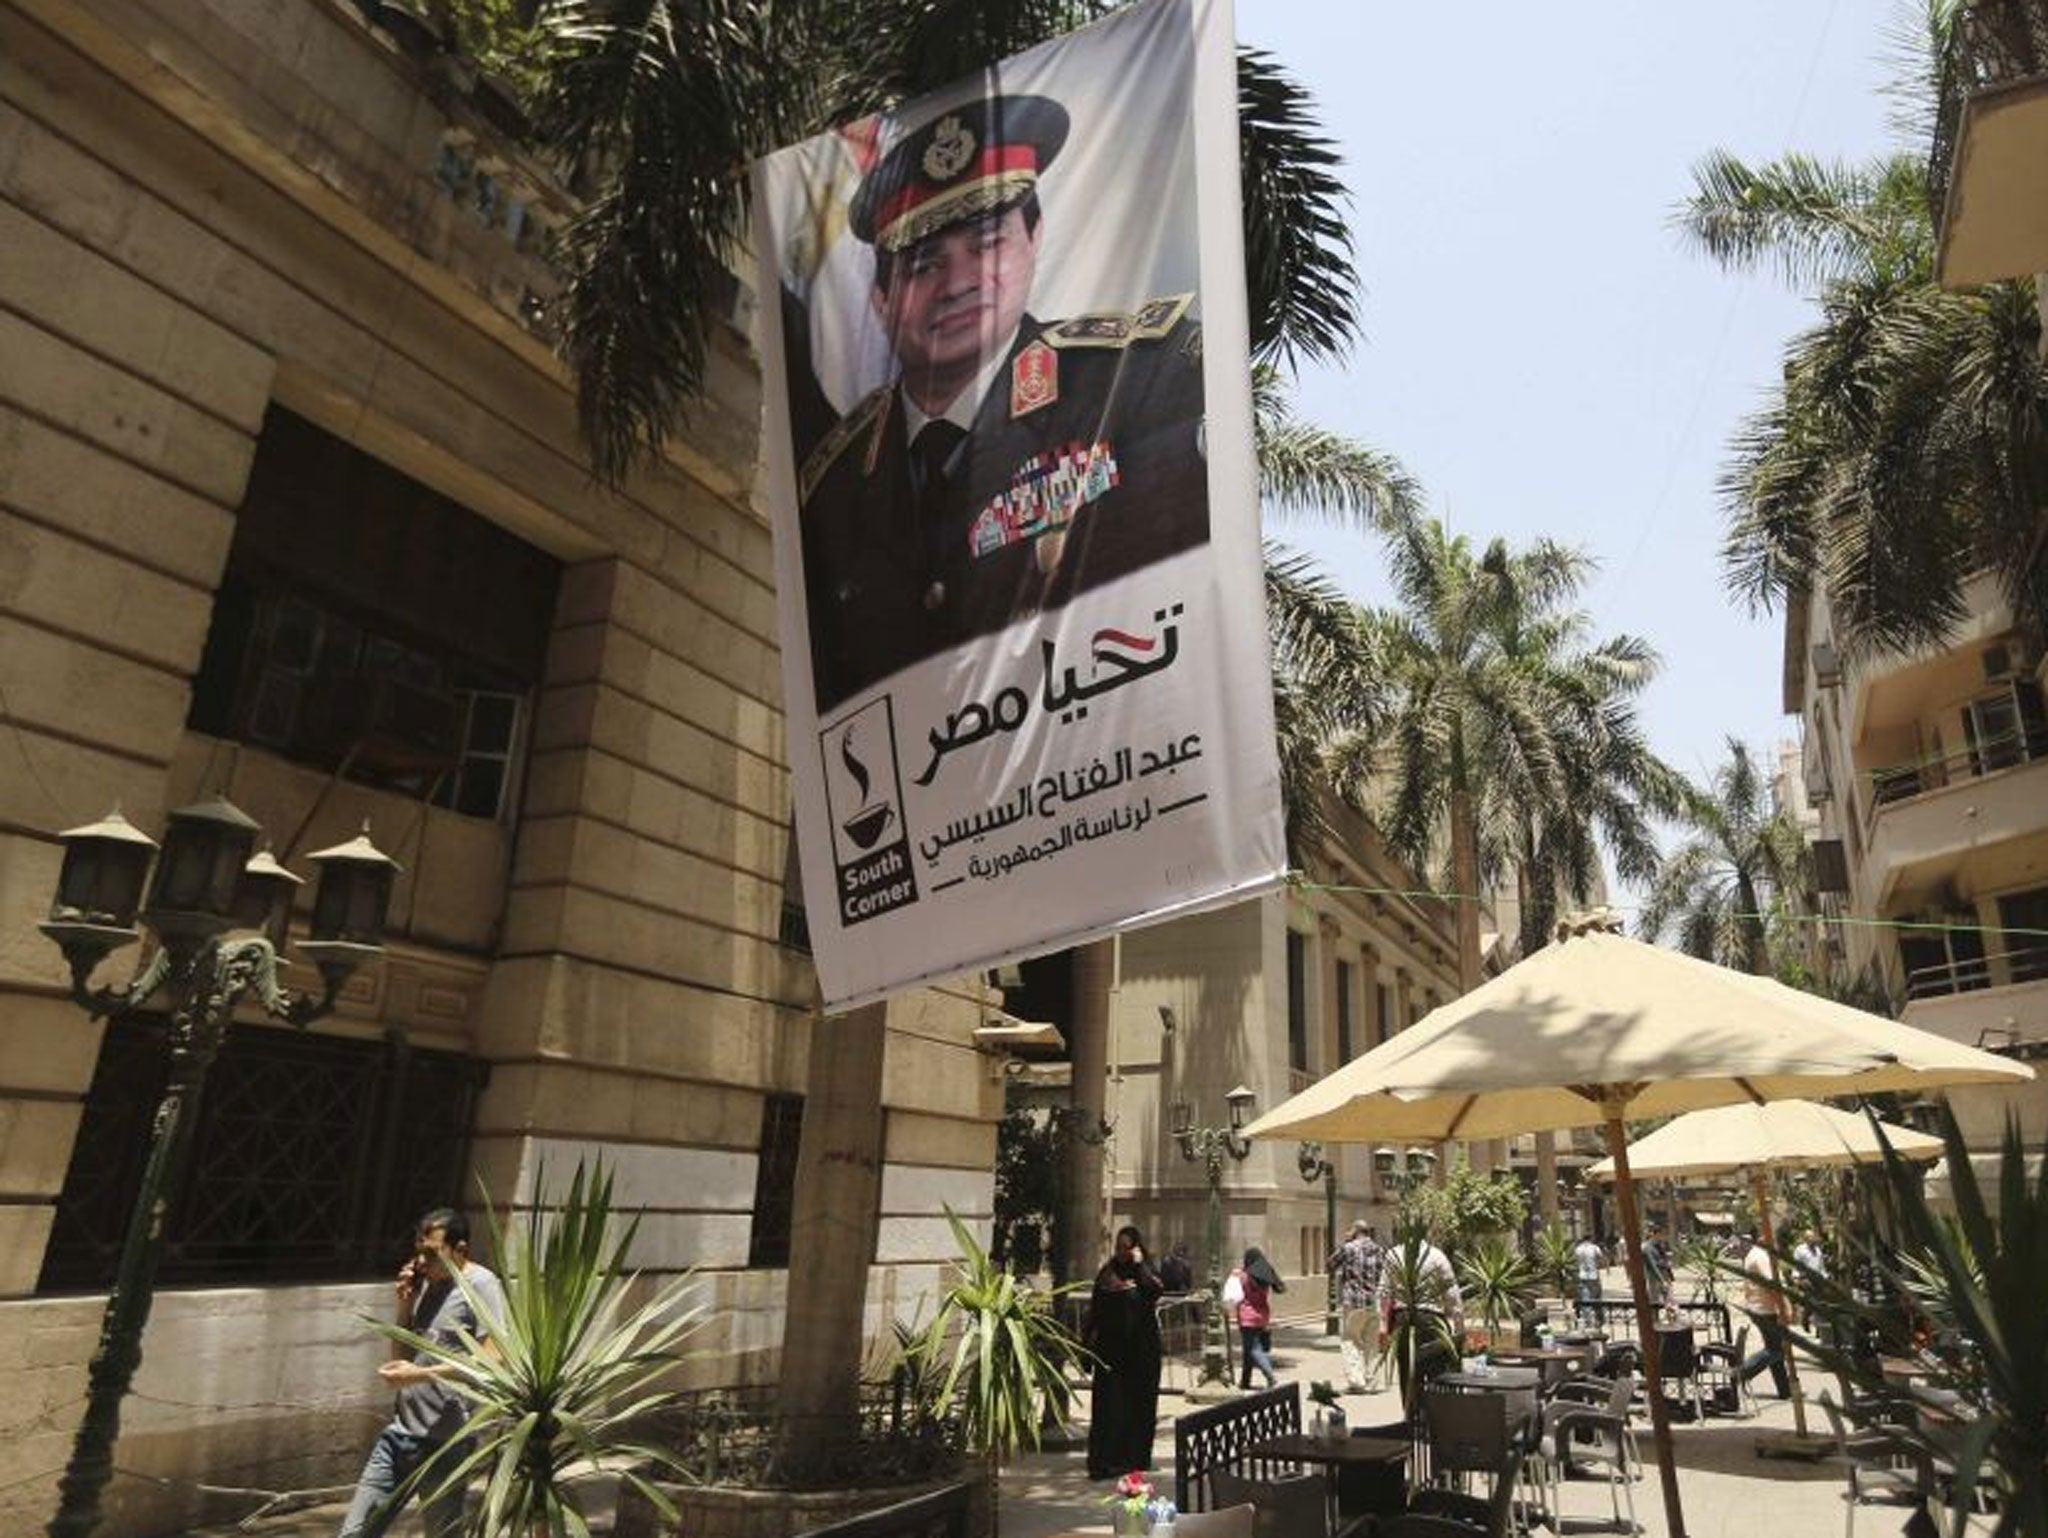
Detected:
left=1242, top=918, right=2031, bottom=1538
left=1584, top=1099, right=1947, bottom=1181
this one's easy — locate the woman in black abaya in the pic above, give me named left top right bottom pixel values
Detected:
left=1085, top=1225, right=1165, bottom=1480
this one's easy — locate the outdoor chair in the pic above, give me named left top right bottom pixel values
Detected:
left=1819, top=1394, right=1933, bottom=1538
left=1172, top=1504, right=1257, bottom=1538
left=1420, top=1388, right=1532, bottom=1535
left=1649, top=1326, right=1710, bottom=1422
left=1401, top=1430, right=1529, bottom=1538
left=1695, top=1324, right=1755, bottom=1417
left=1208, top=1468, right=1341, bottom=1538
left=1530, top=1371, right=1640, bottom=1535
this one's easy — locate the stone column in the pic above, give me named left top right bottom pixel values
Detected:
left=1059, top=939, right=1114, bottom=1283
left=777, top=1000, right=888, bottom=1439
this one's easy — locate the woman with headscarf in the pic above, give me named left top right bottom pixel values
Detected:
left=1228, top=1246, right=1286, bottom=1390
left=1086, top=1225, right=1165, bottom=1479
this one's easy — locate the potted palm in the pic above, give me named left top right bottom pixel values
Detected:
left=1380, top=1228, right=1459, bottom=1415
left=1779, top=1108, right=2047, bottom=1537
left=1527, top=1223, right=1579, bottom=1318
left=384, top=1160, right=706, bottom=1537
left=1456, top=1236, right=1534, bottom=1351
left=909, top=1209, right=1087, bottom=1536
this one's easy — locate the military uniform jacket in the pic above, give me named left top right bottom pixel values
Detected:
left=799, top=298, right=1208, bottom=713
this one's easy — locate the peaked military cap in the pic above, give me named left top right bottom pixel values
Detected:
left=849, top=94, right=1070, bottom=254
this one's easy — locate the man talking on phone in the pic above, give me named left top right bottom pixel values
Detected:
left=337, top=1207, right=505, bottom=1538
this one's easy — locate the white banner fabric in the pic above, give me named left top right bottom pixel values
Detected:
left=752, top=0, right=1285, bottom=1009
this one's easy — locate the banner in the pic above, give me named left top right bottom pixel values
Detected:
left=753, top=0, right=1285, bottom=1009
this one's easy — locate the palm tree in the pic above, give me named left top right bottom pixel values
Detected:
left=1313, top=520, right=1671, bottom=997
left=1637, top=738, right=1806, bottom=975
left=1677, top=5, right=2048, bottom=659
left=532, top=0, right=1364, bottom=479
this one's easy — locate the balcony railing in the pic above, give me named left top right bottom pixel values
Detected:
left=1860, top=723, right=2048, bottom=830
left=1904, top=944, right=2048, bottom=1001
left=1931, top=0, right=2048, bottom=223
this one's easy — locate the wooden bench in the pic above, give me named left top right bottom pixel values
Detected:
left=1173, top=1382, right=1302, bottom=1514
left=797, top=1480, right=976, bottom=1538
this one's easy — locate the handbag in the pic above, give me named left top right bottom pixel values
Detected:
left=1221, top=1271, right=1245, bottom=1308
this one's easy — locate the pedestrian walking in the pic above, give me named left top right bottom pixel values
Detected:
left=1327, top=1221, right=1385, bottom=1391
left=1738, top=1234, right=1793, bottom=1399
left=1158, top=1240, right=1194, bottom=1294
left=1572, top=1234, right=1605, bottom=1325
left=1792, top=1229, right=1827, bottom=1329
left=1224, top=1247, right=1286, bottom=1390
left=1085, top=1225, right=1165, bottom=1479
left=337, top=1208, right=505, bottom=1538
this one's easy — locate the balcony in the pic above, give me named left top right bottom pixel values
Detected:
left=1903, top=943, right=2048, bottom=1003
left=1932, top=0, right=2048, bottom=285
left=1860, top=739, right=2048, bottom=906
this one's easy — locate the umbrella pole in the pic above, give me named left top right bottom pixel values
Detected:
left=1603, top=1111, right=1688, bottom=1538
left=1749, top=1168, right=1810, bottom=1439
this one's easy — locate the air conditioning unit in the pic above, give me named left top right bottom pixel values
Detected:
left=1802, top=751, right=1833, bottom=805
left=1982, top=642, right=2022, bottom=682
left=1810, top=642, right=1842, bottom=688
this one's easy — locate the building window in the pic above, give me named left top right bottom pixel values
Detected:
left=1286, top=931, right=1310, bottom=1072
left=1900, top=919, right=1989, bottom=1001
left=1995, top=887, right=2048, bottom=984
left=778, top=822, right=811, bottom=953
left=187, top=407, right=560, bottom=821
left=40, top=1018, right=485, bottom=1291
left=748, top=1093, right=805, bottom=1268
left=1375, top=981, right=1393, bottom=1046
left=1336, top=960, right=1355, bottom=1061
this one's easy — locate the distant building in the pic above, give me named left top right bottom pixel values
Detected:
left=1781, top=578, right=2048, bottom=1196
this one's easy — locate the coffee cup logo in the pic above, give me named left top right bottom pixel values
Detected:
left=838, top=727, right=896, bottom=850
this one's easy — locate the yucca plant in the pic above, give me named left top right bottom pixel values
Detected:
left=1775, top=1108, right=2047, bottom=1538
left=909, top=1210, right=1087, bottom=1534
left=1527, top=1223, right=1579, bottom=1304
left=1380, top=1228, right=1459, bottom=1415
left=1456, top=1236, right=1534, bottom=1348
left=1675, top=1235, right=1730, bottom=1305
left=382, top=1161, right=707, bottom=1538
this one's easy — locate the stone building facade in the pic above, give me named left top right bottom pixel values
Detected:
left=0, top=1, right=997, bottom=1531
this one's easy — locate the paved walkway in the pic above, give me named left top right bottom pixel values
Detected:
left=178, top=1312, right=1866, bottom=1538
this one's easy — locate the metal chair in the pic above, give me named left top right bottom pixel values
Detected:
left=1209, top=1468, right=1334, bottom=1538
left=1420, top=1389, right=1531, bottom=1535
left=1531, top=1371, right=1639, bottom=1535
left=1173, top=1504, right=1258, bottom=1538
left=1818, top=1394, right=1933, bottom=1538
left=1402, top=1429, right=1530, bottom=1538
left=1695, top=1324, right=1755, bottom=1417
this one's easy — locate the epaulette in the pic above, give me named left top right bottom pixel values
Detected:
left=800, top=387, right=889, bottom=502
left=1042, top=293, right=1194, bottom=350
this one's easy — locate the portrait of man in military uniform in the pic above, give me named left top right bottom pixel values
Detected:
left=793, top=91, right=1210, bottom=713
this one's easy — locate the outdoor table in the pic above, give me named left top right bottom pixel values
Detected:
left=1242, top=1432, right=1411, bottom=1530
left=1490, top=1344, right=1595, bottom=1393
left=1428, top=1367, right=1544, bottom=1443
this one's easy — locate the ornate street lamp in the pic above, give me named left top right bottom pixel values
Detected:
left=1172, top=1084, right=1254, bottom=1393
left=1373, top=1143, right=1438, bottom=1203
left=1296, top=1141, right=1339, bottom=1335
left=40, top=803, right=395, bottom=1538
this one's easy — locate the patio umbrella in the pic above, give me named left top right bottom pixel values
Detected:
left=1240, top=915, right=2031, bottom=1538
left=1586, top=1100, right=1946, bottom=1442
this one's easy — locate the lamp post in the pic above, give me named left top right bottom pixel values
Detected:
left=1373, top=1144, right=1439, bottom=1206
left=1172, top=1084, right=1254, bottom=1393
left=38, top=803, right=396, bottom=1538
left=1296, top=1142, right=1339, bottom=1335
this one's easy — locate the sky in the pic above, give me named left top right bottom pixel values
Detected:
left=1243, top=0, right=1903, bottom=804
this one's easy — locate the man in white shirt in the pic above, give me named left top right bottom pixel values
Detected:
left=1572, top=1235, right=1604, bottom=1325
left=1738, top=1236, right=1792, bottom=1398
